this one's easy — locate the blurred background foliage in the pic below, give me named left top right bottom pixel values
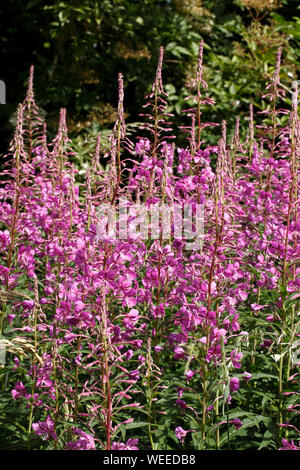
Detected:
left=0, top=0, right=299, bottom=165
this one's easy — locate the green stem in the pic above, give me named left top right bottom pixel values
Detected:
left=278, top=342, right=284, bottom=439
left=215, top=392, right=220, bottom=450
left=201, top=373, right=207, bottom=444
left=27, top=296, right=38, bottom=449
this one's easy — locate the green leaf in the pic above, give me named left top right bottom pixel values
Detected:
left=125, top=421, right=151, bottom=430
left=229, top=83, right=236, bottom=95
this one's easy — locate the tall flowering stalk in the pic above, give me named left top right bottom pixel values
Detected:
left=111, top=74, right=126, bottom=205
left=182, top=40, right=217, bottom=151
left=22, top=66, right=44, bottom=161
left=6, top=105, right=26, bottom=272
left=139, top=46, right=174, bottom=199
left=277, top=79, right=300, bottom=437
left=0, top=105, right=27, bottom=337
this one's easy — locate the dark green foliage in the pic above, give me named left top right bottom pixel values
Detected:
left=1, top=0, right=300, bottom=157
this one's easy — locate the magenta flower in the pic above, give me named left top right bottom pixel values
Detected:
left=174, top=346, right=185, bottom=360
left=67, top=429, right=96, bottom=450
left=185, top=369, right=195, bottom=381
left=251, top=303, right=268, bottom=311
left=11, top=381, right=31, bottom=400
left=230, top=377, right=240, bottom=392
left=125, top=438, right=139, bottom=450
left=123, top=308, right=140, bottom=328
left=129, top=369, right=140, bottom=381
left=243, top=372, right=252, bottom=380
left=111, top=441, right=127, bottom=450
left=230, top=349, right=243, bottom=369
left=0, top=230, right=11, bottom=250
left=230, top=418, right=243, bottom=430
left=175, top=426, right=193, bottom=442
left=176, top=399, right=187, bottom=409
left=32, top=415, right=57, bottom=440
left=111, top=438, right=139, bottom=450
left=135, top=138, right=150, bottom=156
left=279, top=439, right=300, bottom=450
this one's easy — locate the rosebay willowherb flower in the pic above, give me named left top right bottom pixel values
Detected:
left=0, top=45, right=298, bottom=451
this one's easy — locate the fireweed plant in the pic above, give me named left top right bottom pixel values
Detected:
left=0, top=43, right=299, bottom=451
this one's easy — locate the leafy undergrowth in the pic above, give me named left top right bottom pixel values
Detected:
left=0, top=44, right=299, bottom=451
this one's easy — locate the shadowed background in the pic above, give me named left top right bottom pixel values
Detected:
left=0, top=0, right=299, bottom=162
